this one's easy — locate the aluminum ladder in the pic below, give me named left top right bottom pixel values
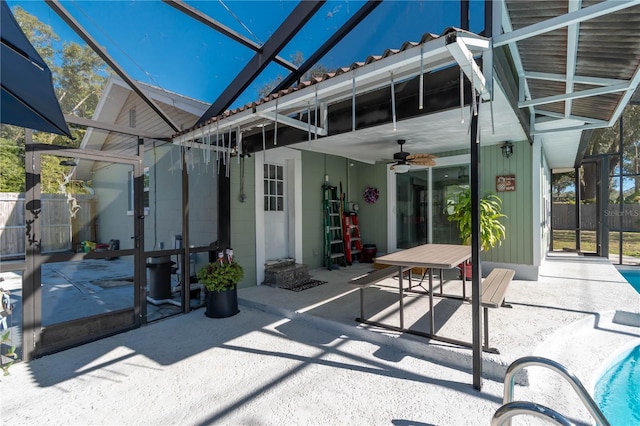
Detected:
left=322, top=184, right=346, bottom=270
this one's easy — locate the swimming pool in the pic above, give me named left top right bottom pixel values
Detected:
left=617, top=267, right=640, bottom=294
left=594, top=344, right=640, bottom=425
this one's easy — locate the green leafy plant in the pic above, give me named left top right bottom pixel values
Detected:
left=1, top=330, right=17, bottom=377
left=446, top=186, right=507, bottom=251
left=196, top=260, right=244, bottom=292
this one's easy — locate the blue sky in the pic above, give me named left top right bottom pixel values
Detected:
left=8, top=1, right=486, bottom=111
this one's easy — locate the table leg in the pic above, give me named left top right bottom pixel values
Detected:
left=463, top=261, right=467, bottom=300
left=429, top=270, right=434, bottom=335
left=398, top=265, right=404, bottom=329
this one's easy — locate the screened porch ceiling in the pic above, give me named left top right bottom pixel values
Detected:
left=29, top=0, right=640, bottom=170
left=170, top=0, right=640, bottom=170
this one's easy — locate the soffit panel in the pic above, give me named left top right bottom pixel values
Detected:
left=576, top=7, right=640, bottom=80
left=571, top=95, right=621, bottom=121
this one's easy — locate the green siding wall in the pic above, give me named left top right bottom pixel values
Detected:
left=480, top=141, right=533, bottom=265
left=300, top=151, right=352, bottom=269
left=300, top=152, right=390, bottom=268
left=229, top=158, right=257, bottom=289
left=352, top=162, right=388, bottom=253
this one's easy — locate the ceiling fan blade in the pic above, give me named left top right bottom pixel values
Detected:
left=406, top=153, right=436, bottom=160
left=409, top=158, right=436, bottom=166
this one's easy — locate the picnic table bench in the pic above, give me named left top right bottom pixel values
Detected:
left=480, top=268, right=515, bottom=353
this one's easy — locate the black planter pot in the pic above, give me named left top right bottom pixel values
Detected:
left=204, top=287, right=239, bottom=318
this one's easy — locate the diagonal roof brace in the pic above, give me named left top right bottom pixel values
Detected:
left=445, top=33, right=491, bottom=101
left=524, top=72, right=629, bottom=87
left=494, top=0, right=640, bottom=47
left=162, top=0, right=298, bottom=72
left=519, top=83, right=630, bottom=108
left=195, top=0, right=325, bottom=126
left=64, top=114, right=170, bottom=140
left=256, top=111, right=328, bottom=137
left=273, top=0, right=381, bottom=93
left=46, top=0, right=181, bottom=133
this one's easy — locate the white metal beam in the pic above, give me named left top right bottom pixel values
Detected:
left=257, top=111, right=328, bottom=136
left=494, top=0, right=640, bottom=47
left=524, top=72, right=628, bottom=87
left=564, top=1, right=581, bottom=117
left=519, top=82, right=629, bottom=108
left=606, top=67, right=640, bottom=127
left=534, top=110, right=609, bottom=125
left=446, top=36, right=491, bottom=101
left=64, top=114, right=170, bottom=140
left=175, top=31, right=490, bottom=144
left=532, top=122, right=612, bottom=134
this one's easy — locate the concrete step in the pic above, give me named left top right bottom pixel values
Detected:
left=263, top=260, right=310, bottom=287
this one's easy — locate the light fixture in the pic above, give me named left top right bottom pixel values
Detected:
left=501, top=141, right=514, bottom=158
left=394, top=162, right=410, bottom=173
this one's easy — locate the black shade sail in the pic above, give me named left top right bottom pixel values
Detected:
left=1, top=0, right=71, bottom=137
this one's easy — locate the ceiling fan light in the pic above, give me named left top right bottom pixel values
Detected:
left=394, top=163, right=410, bottom=173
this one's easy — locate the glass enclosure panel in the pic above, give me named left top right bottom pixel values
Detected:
left=187, top=146, right=218, bottom=249
left=622, top=232, right=640, bottom=265
left=39, top=155, right=135, bottom=253
left=578, top=231, right=597, bottom=253
left=40, top=153, right=135, bottom=327
left=433, top=165, right=467, bottom=244
left=396, top=169, right=428, bottom=249
left=187, top=143, right=218, bottom=302
left=552, top=230, right=577, bottom=252
left=41, top=256, right=135, bottom=326
left=579, top=162, right=598, bottom=254
left=1, top=269, right=21, bottom=362
left=143, top=144, right=184, bottom=319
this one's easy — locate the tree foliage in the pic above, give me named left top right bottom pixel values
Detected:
left=0, top=138, right=25, bottom=192
left=552, top=171, right=575, bottom=199
left=582, top=105, right=640, bottom=200
left=257, top=51, right=330, bottom=98
left=0, top=6, right=109, bottom=192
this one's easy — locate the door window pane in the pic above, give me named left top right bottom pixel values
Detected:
left=264, top=163, right=284, bottom=211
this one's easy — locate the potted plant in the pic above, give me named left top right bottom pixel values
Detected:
left=445, top=186, right=507, bottom=278
left=196, top=250, right=244, bottom=318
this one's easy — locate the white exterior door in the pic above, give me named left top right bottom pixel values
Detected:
left=255, top=147, right=302, bottom=285
left=264, top=162, right=289, bottom=260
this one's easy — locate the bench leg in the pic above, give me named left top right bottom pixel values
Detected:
left=483, top=307, right=500, bottom=354
left=359, top=287, right=365, bottom=320
left=483, top=307, right=489, bottom=349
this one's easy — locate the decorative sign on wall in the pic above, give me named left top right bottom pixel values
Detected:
left=496, top=175, right=516, bottom=192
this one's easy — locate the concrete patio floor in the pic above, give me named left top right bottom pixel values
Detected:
left=1, top=254, right=639, bottom=425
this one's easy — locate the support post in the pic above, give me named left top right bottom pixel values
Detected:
left=470, top=94, right=482, bottom=391
left=182, top=147, right=190, bottom=313
left=23, top=129, right=40, bottom=361
left=218, top=163, right=231, bottom=249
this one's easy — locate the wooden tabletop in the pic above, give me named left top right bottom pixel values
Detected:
left=375, top=244, right=471, bottom=269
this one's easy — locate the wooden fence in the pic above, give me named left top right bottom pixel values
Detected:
left=553, top=203, right=640, bottom=231
left=0, top=193, right=96, bottom=259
